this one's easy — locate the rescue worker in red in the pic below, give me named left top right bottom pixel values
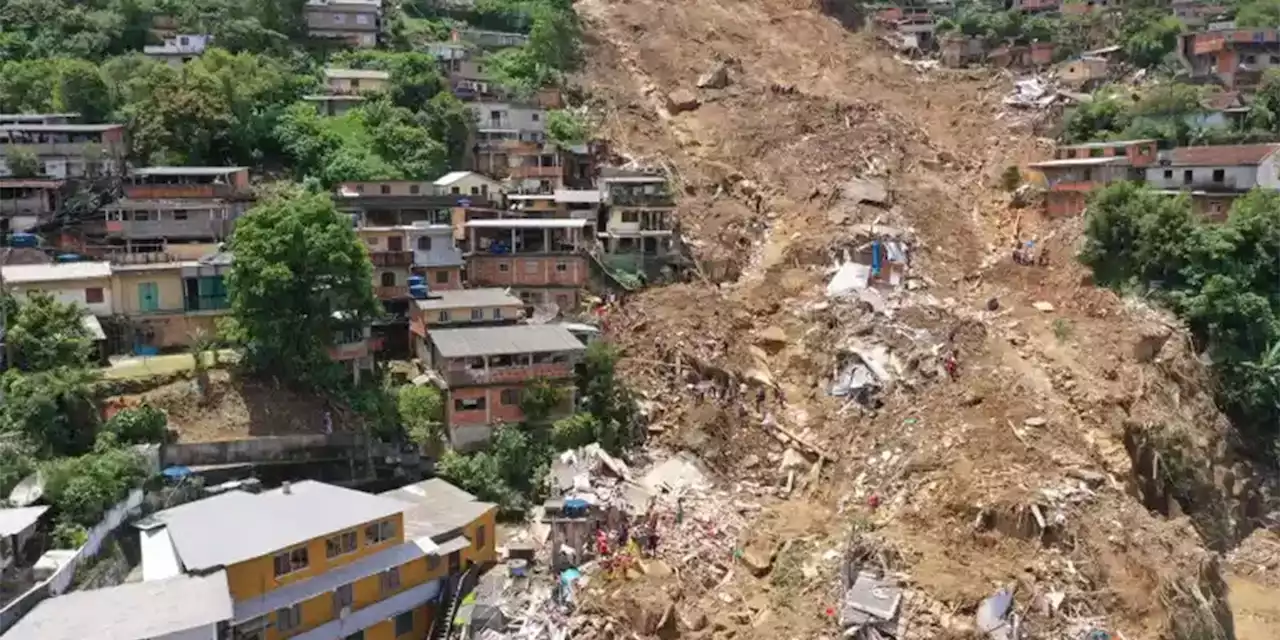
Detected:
left=944, top=351, right=959, bottom=380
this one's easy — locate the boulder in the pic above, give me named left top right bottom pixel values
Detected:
left=1133, top=325, right=1172, bottom=363
left=740, top=544, right=775, bottom=577
left=697, top=62, right=731, bottom=89
left=667, top=89, right=701, bottom=114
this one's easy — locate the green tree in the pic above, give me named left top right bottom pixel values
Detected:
left=2, top=291, right=95, bottom=372
left=398, top=384, right=445, bottom=452
left=577, top=342, right=639, bottom=454
left=546, top=109, right=588, bottom=147
left=226, top=190, right=380, bottom=385
left=1235, top=0, right=1280, bottom=27
left=5, top=145, right=41, bottom=178
left=0, top=367, right=100, bottom=457
left=551, top=412, right=600, bottom=450
left=1062, top=93, right=1133, bottom=143
left=520, top=377, right=566, bottom=425
left=42, top=446, right=148, bottom=527
left=1122, top=15, right=1182, bottom=69
left=101, top=404, right=168, bottom=445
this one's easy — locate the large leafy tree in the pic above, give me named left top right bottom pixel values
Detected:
left=2, top=291, right=95, bottom=372
left=226, top=190, right=379, bottom=385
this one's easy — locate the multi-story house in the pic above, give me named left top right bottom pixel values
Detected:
left=107, top=250, right=234, bottom=354
left=143, top=33, right=213, bottom=66
left=304, top=68, right=391, bottom=116
left=1145, top=144, right=1280, bottom=220
left=0, top=122, right=126, bottom=179
left=468, top=102, right=547, bottom=180
left=330, top=315, right=382, bottom=383
left=1028, top=139, right=1157, bottom=217
left=103, top=166, right=252, bottom=254
left=464, top=218, right=590, bottom=311
left=336, top=179, right=494, bottom=227
left=599, top=169, right=677, bottom=259
left=427, top=43, right=501, bottom=102
left=304, top=0, right=382, bottom=48
left=5, top=478, right=498, bottom=640
left=422, top=324, right=583, bottom=448
left=360, top=224, right=464, bottom=303
left=0, top=178, right=64, bottom=235
left=1179, top=26, right=1280, bottom=91
left=408, top=288, right=523, bottom=363
left=1172, top=0, right=1229, bottom=29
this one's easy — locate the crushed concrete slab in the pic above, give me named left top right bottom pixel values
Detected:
left=842, top=177, right=890, bottom=206
left=1032, top=301, right=1055, bottom=312
left=696, top=61, right=731, bottom=89
left=641, top=452, right=711, bottom=494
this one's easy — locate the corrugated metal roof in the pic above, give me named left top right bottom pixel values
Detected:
left=1165, top=144, right=1280, bottom=167
left=429, top=324, right=585, bottom=358
left=2, top=571, right=232, bottom=640
left=0, top=506, right=49, bottom=536
left=133, top=166, right=247, bottom=177
left=0, top=261, right=111, bottom=283
left=153, top=481, right=411, bottom=571
left=382, top=478, right=496, bottom=540
left=413, top=288, right=522, bottom=311
left=465, top=218, right=587, bottom=229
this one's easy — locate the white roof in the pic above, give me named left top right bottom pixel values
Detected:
left=1, top=571, right=233, bottom=640
left=152, top=480, right=410, bottom=571
left=466, top=218, right=588, bottom=229
left=1028, top=157, right=1123, bottom=168
left=554, top=189, right=602, bottom=204
left=0, top=261, right=111, bottom=284
left=434, top=171, right=497, bottom=187
left=0, top=506, right=49, bottom=536
left=324, top=68, right=391, bottom=80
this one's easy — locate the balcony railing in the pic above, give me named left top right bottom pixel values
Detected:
left=608, top=192, right=675, bottom=208
left=509, top=165, right=562, bottom=179
left=371, top=251, right=413, bottom=267
left=438, top=361, right=574, bottom=387
left=123, top=184, right=245, bottom=200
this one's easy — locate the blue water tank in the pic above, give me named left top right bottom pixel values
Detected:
left=407, top=275, right=425, bottom=288
left=409, top=285, right=429, bottom=300
left=55, top=254, right=80, bottom=263
left=7, top=233, right=37, bottom=248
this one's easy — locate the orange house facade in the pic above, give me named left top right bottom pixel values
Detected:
left=1029, top=139, right=1156, bottom=217
left=464, top=218, right=589, bottom=312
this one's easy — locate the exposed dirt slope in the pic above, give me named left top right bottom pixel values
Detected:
left=575, top=0, right=1274, bottom=637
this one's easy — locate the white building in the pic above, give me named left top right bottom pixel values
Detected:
left=143, top=34, right=213, bottom=67
left=0, top=261, right=114, bottom=317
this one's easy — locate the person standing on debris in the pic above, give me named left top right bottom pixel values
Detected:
left=944, top=351, right=959, bottom=380
left=595, top=528, right=610, bottom=557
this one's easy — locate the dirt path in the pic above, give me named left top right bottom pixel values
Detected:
left=576, top=0, right=1268, bottom=637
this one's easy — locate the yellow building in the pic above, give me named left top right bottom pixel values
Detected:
left=137, top=479, right=497, bottom=640
left=109, top=261, right=225, bottom=351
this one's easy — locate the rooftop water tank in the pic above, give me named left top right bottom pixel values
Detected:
left=7, top=233, right=37, bottom=248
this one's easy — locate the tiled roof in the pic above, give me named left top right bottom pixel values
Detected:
left=1165, top=144, right=1280, bottom=167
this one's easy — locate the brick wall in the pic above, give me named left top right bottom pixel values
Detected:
left=469, top=255, right=587, bottom=287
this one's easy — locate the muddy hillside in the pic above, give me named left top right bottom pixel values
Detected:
left=569, top=0, right=1280, bottom=638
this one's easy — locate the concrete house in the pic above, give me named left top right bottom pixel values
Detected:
left=0, top=261, right=113, bottom=317
left=124, top=479, right=496, bottom=640
left=304, top=68, right=391, bottom=116
left=408, top=288, right=523, bottom=363
left=0, top=123, right=126, bottom=179
left=1179, top=25, right=1280, bottom=91
left=434, top=171, right=503, bottom=198
left=336, top=179, right=494, bottom=227
left=103, top=167, right=252, bottom=254
left=467, top=102, right=547, bottom=179
left=453, top=27, right=529, bottom=50
left=1056, top=46, right=1121, bottom=88
left=422, top=324, right=583, bottom=448
left=304, top=0, right=382, bottom=48
left=360, top=224, right=464, bottom=301
left=600, top=169, right=676, bottom=259
left=1172, top=0, right=1228, bottom=28
left=0, top=178, right=64, bottom=234
left=143, top=34, right=212, bottom=66
left=464, top=218, right=590, bottom=311
left=1146, top=144, right=1280, bottom=220
left=1029, top=139, right=1157, bottom=217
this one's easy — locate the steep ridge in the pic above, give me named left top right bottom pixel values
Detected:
left=574, top=0, right=1275, bottom=637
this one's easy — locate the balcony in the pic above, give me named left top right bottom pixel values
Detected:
left=509, top=165, right=562, bottom=180
left=123, top=184, right=245, bottom=200
left=376, top=285, right=409, bottom=300
left=438, top=361, right=574, bottom=387
left=608, top=191, right=676, bottom=208
left=105, top=217, right=234, bottom=240
left=371, top=251, right=413, bottom=267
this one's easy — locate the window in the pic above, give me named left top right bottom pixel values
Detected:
left=326, top=531, right=358, bottom=558
left=333, top=582, right=354, bottom=615
left=85, top=287, right=104, bottom=304
left=134, top=211, right=152, bottom=222
left=395, top=611, right=415, bottom=636
left=531, top=113, right=540, bottom=122
left=1272, top=56, right=1280, bottom=65
left=1163, top=169, right=1173, bottom=180
left=272, top=546, right=309, bottom=577
left=137, top=282, right=159, bottom=312
left=471, top=308, right=483, bottom=320
left=351, top=79, right=361, bottom=89
left=1212, top=169, right=1225, bottom=183
left=1246, top=55, right=1257, bottom=64
left=356, top=184, right=366, bottom=193
left=438, top=310, right=451, bottom=322
left=276, top=604, right=302, bottom=632
left=356, top=13, right=370, bottom=25
left=524, top=260, right=539, bottom=274
left=500, top=389, right=519, bottom=405
left=450, top=186, right=461, bottom=195
left=621, top=211, right=639, bottom=223
left=380, top=567, right=402, bottom=594
left=409, top=184, right=420, bottom=194
left=490, top=110, right=502, bottom=120
left=455, top=397, right=486, bottom=411
left=173, top=210, right=189, bottom=221
left=475, top=524, right=486, bottom=550
left=380, top=184, right=391, bottom=194
left=498, top=262, right=510, bottom=272
left=179, top=36, right=189, bottom=46
left=417, top=236, right=432, bottom=251
left=492, top=308, right=503, bottom=320
left=470, top=187, right=480, bottom=195
left=555, top=262, right=568, bottom=272
left=435, top=270, right=450, bottom=284
left=1183, top=170, right=1193, bottom=184
left=365, top=520, right=396, bottom=546
left=381, top=272, right=396, bottom=287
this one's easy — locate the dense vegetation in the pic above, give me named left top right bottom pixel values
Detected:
left=1080, top=183, right=1280, bottom=455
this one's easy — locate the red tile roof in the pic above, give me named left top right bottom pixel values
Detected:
left=1166, top=144, right=1280, bottom=167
